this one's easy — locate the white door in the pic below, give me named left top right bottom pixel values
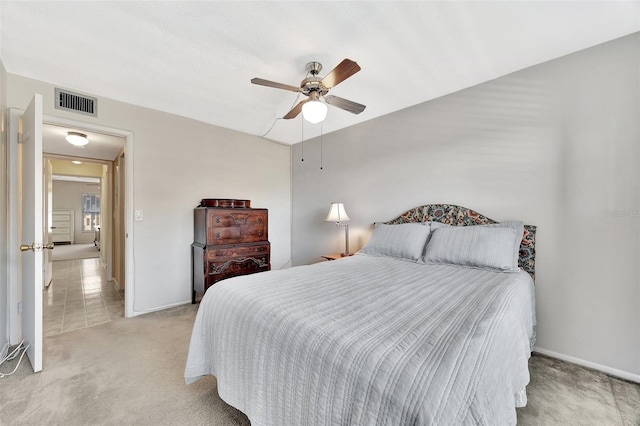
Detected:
left=43, top=159, right=53, bottom=288
left=20, top=94, right=45, bottom=372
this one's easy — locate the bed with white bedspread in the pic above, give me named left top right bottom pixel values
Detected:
left=185, top=204, right=537, bottom=425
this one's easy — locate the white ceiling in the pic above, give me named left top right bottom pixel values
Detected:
left=43, top=124, right=124, bottom=161
left=2, top=1, right=639, bottom=146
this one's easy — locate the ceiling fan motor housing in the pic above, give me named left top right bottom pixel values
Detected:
left=301, top=62, right=328, bottom=96
left=300, top=77, right=328, bottom=96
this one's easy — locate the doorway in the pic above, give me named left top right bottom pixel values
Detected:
left=36, top=116, right=135, bottom=320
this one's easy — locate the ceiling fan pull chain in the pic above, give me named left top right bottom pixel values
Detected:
left=301, top=115, right=304, bottom=162
left=320, top=122, right=323, bottom=170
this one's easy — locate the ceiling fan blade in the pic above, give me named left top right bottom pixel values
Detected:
left=283, top=99, right=307, bottom=119
left=251, top=78, right=300, bottom=92
left=324, top=95, right=366, bottom=115
left=321, top=59, right=361, bottom=89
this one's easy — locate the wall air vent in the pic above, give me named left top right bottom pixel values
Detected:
left=54, top=88, right=98, bottom=117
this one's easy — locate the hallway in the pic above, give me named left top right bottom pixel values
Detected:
left=43, top=258, right=124, bottom=337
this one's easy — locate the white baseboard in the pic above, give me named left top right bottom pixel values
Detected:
left=533, top=347, right=640, bottom=384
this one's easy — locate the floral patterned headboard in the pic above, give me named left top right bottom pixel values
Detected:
left=385, top=204, right=536, bottom=280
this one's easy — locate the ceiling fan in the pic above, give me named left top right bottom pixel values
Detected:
left=251, top=58, right=366, bottom=124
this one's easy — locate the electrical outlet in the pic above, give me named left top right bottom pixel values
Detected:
left=135, top=210, right=143, bottom=221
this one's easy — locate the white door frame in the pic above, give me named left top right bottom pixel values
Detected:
left=7, top=111, right=135, bottom=344
left=7, top=109, right=21, bottom=343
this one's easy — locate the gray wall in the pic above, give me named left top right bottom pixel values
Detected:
left=52, top=180, right=102, bottom=244
left=292, top=34, right=640, bottom=379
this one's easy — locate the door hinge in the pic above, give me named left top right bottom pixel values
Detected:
left=17, top=132, right=24, bottom=144
left=17, top=302, right=22, bottom=313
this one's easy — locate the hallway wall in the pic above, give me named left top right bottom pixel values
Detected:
left=52, top=180, right=101, bottom=244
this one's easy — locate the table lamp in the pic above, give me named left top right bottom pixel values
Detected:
left=325, top=202, right=350, bottom=256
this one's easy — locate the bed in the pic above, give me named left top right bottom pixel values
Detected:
left=185, top=204, right=537, bottom=425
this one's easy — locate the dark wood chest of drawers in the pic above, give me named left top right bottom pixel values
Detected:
left=191, top=199, right=270, bottom=303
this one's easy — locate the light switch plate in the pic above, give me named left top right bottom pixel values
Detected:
left=135, top=210, right=143, bottom=221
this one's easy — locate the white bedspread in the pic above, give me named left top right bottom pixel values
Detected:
left=185, top=255, right=536, bottom=426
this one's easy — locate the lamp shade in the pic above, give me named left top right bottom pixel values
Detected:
left=325, top=202, right=350, bottom=223
left=66, top=132, right=89, bottom=146
left=302, top=100, right=328, bottom=124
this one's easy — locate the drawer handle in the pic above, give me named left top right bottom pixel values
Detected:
left=258, top=230, right=263, bottom=236
left=215, top=232, right=221, bottom=238
left=215, top=217, right=221, bottom=224
left=257, top=217, right=263, bottom=223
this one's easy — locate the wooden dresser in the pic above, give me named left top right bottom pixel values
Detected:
left=191, top=199, right=270, bottom=303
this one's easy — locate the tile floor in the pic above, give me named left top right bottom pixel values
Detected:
left=43, top=257, right=124, bottom=337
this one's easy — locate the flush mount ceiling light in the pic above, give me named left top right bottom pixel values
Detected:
left=72, top=160, right=82, bottom=164
left=66, top=131, right=89, bottom=146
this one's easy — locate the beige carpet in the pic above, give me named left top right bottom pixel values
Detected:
left=51, top=243, right=100, bottom=261
left=1, top=304, right=638, bottom=425
left=1, top=305, right=248, bottom=425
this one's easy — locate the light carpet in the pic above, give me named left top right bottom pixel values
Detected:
left=1, top=304, right=638, bottom=425
left=51, top=243, right=100, bottom=262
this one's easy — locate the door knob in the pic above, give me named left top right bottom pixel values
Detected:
left=20, top=243, right=54, bottom=252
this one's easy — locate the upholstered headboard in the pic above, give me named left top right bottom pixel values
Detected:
left=385, top=204, right=536, bottom=280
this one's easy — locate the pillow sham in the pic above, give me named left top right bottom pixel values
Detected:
left=478, top=221, right=525, bottom=268
left=425, top=220, right=524, bottom=268
left=423, top=225, right=520, bottom=272
left=359, top=223, right=431, bottom=261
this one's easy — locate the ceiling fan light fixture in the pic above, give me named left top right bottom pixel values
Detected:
left=302, top=100, right=328, bottom=124
left=66, top=131, right=89, bottom=146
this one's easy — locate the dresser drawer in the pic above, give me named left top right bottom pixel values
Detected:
left=207, top=209, right=265, bottom=227
left=207, top=243, right=270, bottom=275
left=207, top=243, right=270, bottom=260
left=207, top=255, right=270, bottom=277
left=207, top=224, right=265, bottom=244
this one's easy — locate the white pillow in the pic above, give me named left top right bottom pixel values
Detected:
left=423, top=225, right=520, bottom=272
left=478, top=221, right=524, bottom=269
left=426, top=220, right=523, bottom=268
left=359, top=223, right=431, bottom=261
